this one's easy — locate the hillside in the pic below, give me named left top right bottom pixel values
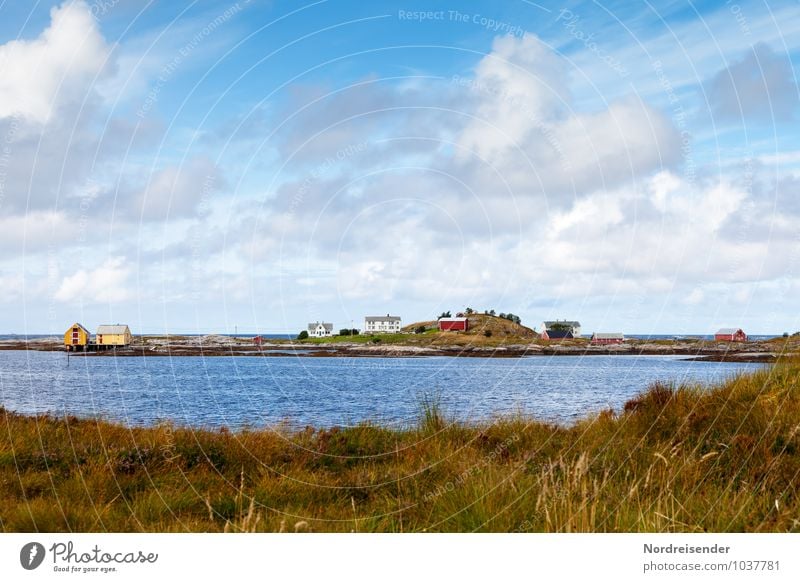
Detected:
left=402, top=313, right=536, bottom=339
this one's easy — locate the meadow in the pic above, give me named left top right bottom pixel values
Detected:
left=1, top=358, right=798, bottom=532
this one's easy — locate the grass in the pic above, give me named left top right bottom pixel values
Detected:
left=1, top=359, right=799, bottom=532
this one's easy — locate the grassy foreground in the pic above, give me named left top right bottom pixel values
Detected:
left=1, top=360, right=799, bottom=532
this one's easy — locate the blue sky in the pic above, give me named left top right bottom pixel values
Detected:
left=1, top=0, right=799, bottom=334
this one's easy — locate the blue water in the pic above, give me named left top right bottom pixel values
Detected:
left=0, top=351, right=762, bottom=429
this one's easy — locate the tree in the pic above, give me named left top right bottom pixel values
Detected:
left=465, top=307, right=474, bottom=314
left=297, top=330, right=309, bottom=340
left=489, top=309, right=496, bottom=316
left=438, top=311, right=451, bottom=319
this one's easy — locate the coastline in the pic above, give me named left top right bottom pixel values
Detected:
left=0, top=335, right=790, bottom=363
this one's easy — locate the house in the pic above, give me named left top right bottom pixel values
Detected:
left=308, top=322, right=333, bottom=338
left=364, top=315, right=402, bottom=334
left=715, top=328, right=747, bottom=342
left=591, top=332, right=625, bottom=345
left=438, top=317, right=468, bottom=332
left=542, top=320, right=582, bottom=337
left=96, top=324, right=132, bottom=348
left=541, top=329, right=574, bottom=341
left=63, top=323, right=90, bottom=351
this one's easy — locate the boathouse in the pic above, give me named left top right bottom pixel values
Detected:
left=591, top=332, right=625, bottom=345
left=96, top=324, right=132, bottom=348
left=438, top=317, right=468, bottom=332
left=714, top=328, right=747, bottom=342
left=64, top=323, right=91, bottom=351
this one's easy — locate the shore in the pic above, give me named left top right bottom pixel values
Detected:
left=1, top=334, right=793, bottom=362
left=1, top=358, right=798, bottom=532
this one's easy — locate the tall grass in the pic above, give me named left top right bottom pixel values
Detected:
left=1, top=360, right=799, bottom=532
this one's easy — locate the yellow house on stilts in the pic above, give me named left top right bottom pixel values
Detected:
left=96, top=325, right=132, bottom=349
left=64, top=323, right=91, bottom=351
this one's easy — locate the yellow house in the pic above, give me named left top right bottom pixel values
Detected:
left=64, top=323, right=90, bottom=351
left=96, top=324, right=132, bottom=347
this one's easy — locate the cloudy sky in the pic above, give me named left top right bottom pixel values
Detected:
left=1, top=0, right=798, bottom=335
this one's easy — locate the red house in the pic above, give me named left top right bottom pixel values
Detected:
left=714, top=328, right=747, bottom=342
left=591, top=333, right=625, bottom=345
left=438, top=317, right=468, bottom=332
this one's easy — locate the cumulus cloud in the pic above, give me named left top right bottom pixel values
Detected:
left=454, top=34, right=681, bottom=199
left=54, top=256, right=132, bottom=302
left=134, top=157, right=225, bottom=221
left=707, top=42, right=799, bottom=122
left=0, top=1, right=111, bottom=123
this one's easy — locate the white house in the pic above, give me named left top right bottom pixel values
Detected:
left=364, top=315, right=402, bottom=334
left=308, top=322, right=333, bottom=338
left=542, top=320, right=582, bottom=337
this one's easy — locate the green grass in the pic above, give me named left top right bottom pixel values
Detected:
left=300, top=333, right=418, bottom=345
left=1, top=359, right=799, bottom=532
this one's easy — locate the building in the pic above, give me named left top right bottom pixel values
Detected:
left=591, top=332, right=625, bottom=345
left=715, top=328, right=747, bottom=342
left=96, top=325, right=132, bottom=348
left=364, top=315, right=402, bottom=334
left=64, top=323, right=90, bottom=351
left=438, top=317, right=468, bottom=332
left=542, top=320, right=582, bottom=337
left=541, top=329, right=574, bottom=341
left=308, top=322, right=333, bottom=338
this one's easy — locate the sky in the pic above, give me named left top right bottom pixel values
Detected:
left=0, top=0, right=799, bottom=335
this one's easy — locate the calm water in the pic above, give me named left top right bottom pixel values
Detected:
left=0, top=351, right=762, bottom=429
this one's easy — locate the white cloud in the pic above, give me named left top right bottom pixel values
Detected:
left=134, top=157, right=224, bottom=221
left=455, top=34, right=681, bottom=198
left=707, top=43, right=799, bottom=122
left=0, top=1, right=110, bottom=124
left=55, top=256, right=132, bottom=302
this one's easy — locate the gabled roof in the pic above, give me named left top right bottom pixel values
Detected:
left=308, top=322, right=333, bottom=332
left=365, top=315, right=401, bottom=322
left=68, top=323, right=90, bottom=334
left=439, top=317, right=468, bottom=323
left=96, top=324, right=130, bottom=335
left=715, top=328, right=743, bottom=335
left=544, top=329, right=574, bottom=339
left=592, top=333, right=624, bottom=339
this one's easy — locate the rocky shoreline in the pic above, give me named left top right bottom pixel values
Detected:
left=0, top=335, right=790, bottom=362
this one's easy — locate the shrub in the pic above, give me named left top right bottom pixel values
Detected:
left=415, top=326, right=426, bottom=334
left=483, top=330, right=492, bottom=338
left=297, top=330, right=309, bottom=340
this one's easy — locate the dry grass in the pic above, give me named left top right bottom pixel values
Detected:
left=1, top=359, right=799, bottom=532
